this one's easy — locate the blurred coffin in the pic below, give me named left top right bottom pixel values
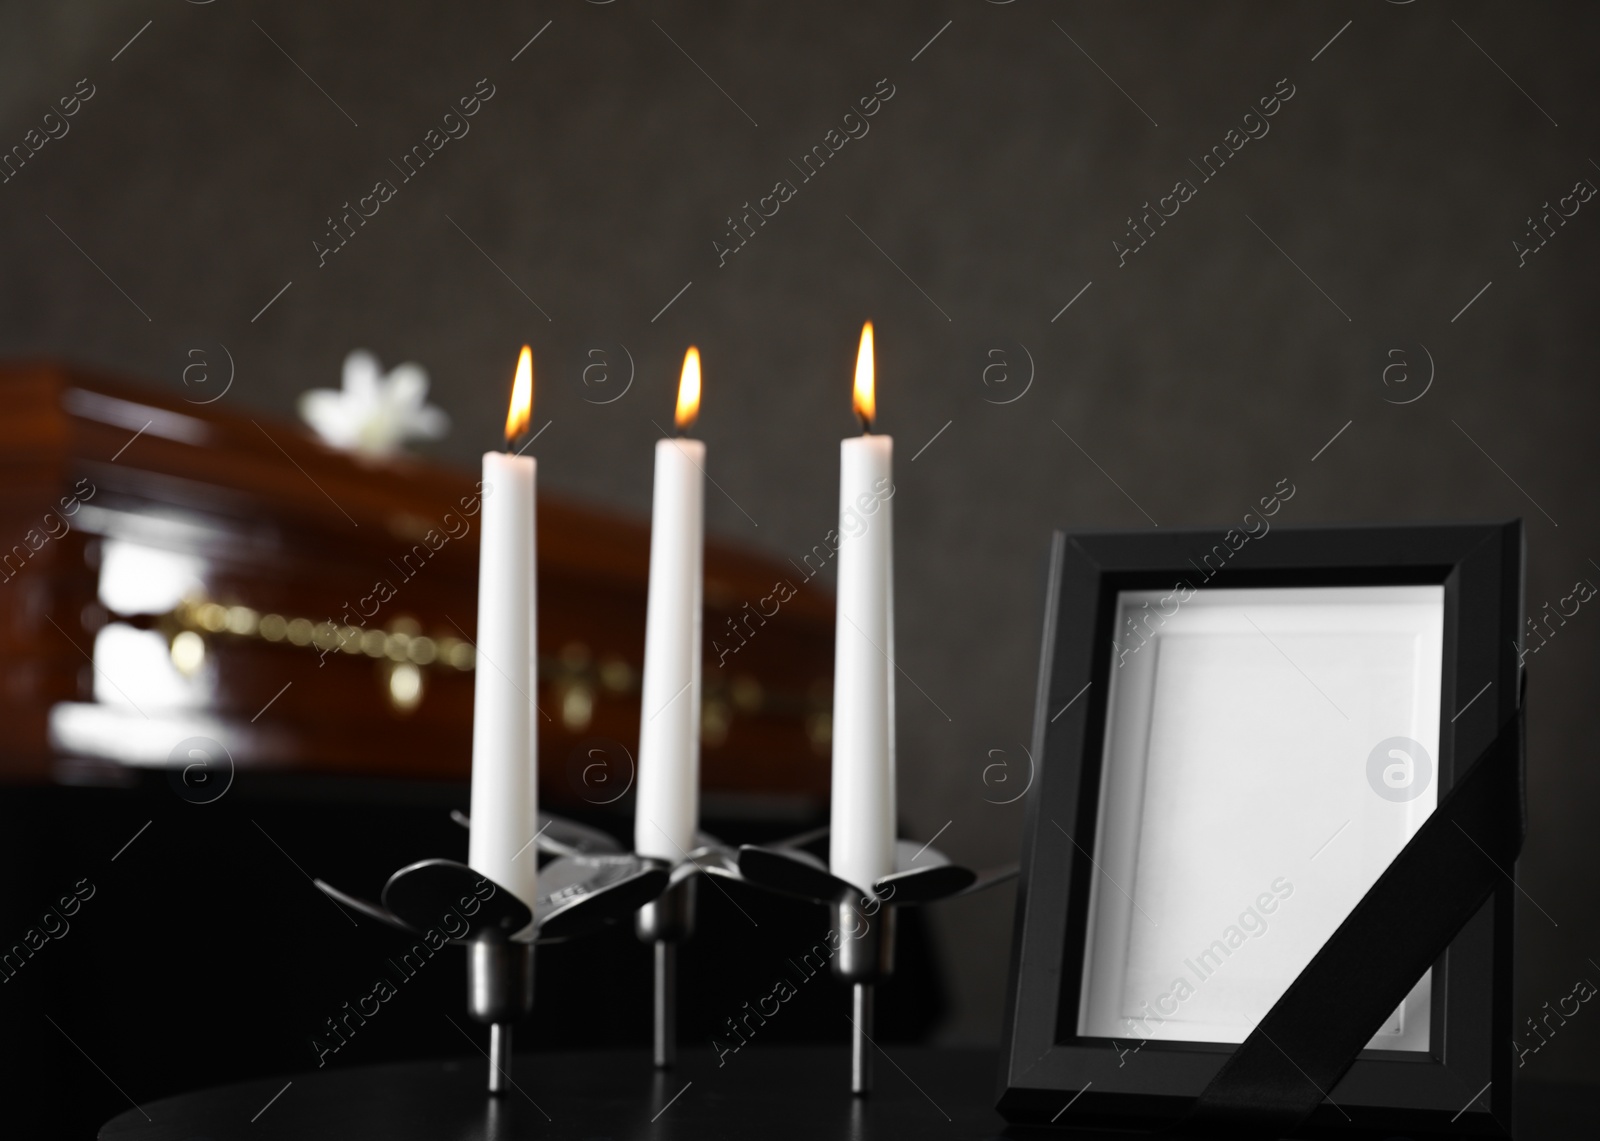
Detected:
left=0, top=362, right=834, bottom=807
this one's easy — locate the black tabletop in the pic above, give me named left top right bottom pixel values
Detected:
left=101, top=1047, right=1002, bottom=1141
left=99, top=1047, right=1595, bottom=1140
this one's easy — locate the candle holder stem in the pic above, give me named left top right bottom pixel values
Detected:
left=653, top=940, right=677, bottom=1069
left=851, top=983, right=874, bottom=1096
left=636, top=877, right=695, bottom=1069
left=467, top=934, right=535, bottom=1095
left=833, top=900, right=892, bottom=1097
left=487, top=1023, right=512, bottom=1095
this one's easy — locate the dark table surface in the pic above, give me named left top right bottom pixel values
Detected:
left=100, top=1047, right=1595, bottom=1140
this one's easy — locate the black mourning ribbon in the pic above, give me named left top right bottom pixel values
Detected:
left=1177, top=703, right=1526, bottom=1138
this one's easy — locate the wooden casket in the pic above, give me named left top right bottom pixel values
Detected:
left=0, top=363, right=835, bottom=810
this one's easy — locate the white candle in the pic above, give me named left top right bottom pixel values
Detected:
left=468, top=346, right=539, bottom=912
left=635, top=348, right=706, bottom=862
left=829, top=322, right=897, bottom=895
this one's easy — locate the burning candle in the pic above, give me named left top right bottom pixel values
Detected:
left=635, top=348, right=706, bottom=863
left=829, top=322, right=897, bottom=895
left=468, top=345, right=539, bottom=912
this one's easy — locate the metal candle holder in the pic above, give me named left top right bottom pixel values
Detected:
left=316, top=813, right=668, bottom=1094
left=635, top=834, right=742, bottom=1068
left=735, top=830, right=1017, bottom=1095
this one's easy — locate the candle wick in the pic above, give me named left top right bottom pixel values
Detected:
left=858, top=414, right=874, bottom=435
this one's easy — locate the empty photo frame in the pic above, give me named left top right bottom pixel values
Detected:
left=998, top=523, right=1524, bottom=1137
left=1077, top=584, right=1444, bottom=1054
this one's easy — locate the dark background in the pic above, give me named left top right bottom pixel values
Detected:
left=2, top=0, right=1597, bottom=1132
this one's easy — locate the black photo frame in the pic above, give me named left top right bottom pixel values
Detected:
left=997, top=522, right=1524, bottom=1137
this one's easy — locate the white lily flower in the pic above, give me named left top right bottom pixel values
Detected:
left=298, top=350, right=450, bottom=457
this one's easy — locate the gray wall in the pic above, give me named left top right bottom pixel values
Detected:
left=3, top=1, right=1597, bottom=1077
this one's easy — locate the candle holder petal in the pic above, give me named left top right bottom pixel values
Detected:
left=312, top=878, right=414, bottom=931
left=874, top=863, right=976, bottom=904
left=676, top=838, right=739, bottom=880
left=770, top=823, right=831, bottom=852
left=534, top=854, right=670, bottom=942
left=958, top=862, right=1021, bottom=896
left=382, top=859, right=534, bottom=942
left=736, top=843, right=859, bottom=903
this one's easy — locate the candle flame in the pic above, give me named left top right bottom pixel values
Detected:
left=852, top=321, right=875, bottom=429
left=675, top=346, right=702, bottom=430
left=505, top=345, right=533, bottom=443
